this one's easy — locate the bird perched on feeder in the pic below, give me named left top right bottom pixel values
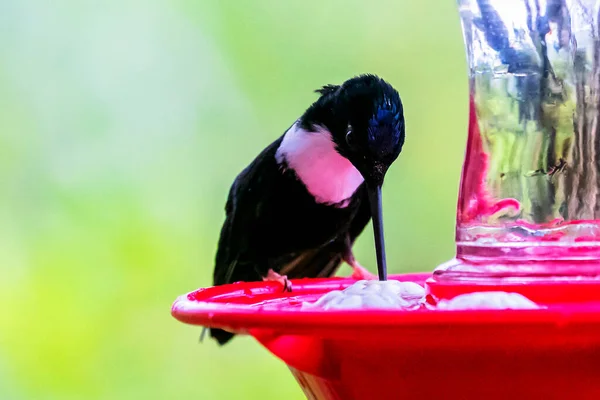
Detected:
left=208, top=74, right=405, bottom=345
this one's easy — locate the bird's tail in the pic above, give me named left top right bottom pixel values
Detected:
left=199, top=327, right=208, bottom=342
left=199, top=327, right=235, bottom=345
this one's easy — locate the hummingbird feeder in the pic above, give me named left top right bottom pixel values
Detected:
left=172, top=1, right=600, bottom=398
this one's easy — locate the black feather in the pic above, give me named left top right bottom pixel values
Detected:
left=209, top=140, right=371, bottom=345
left=209, top=328, right=235, bottom=346
left=315, top=84, right=339, bottom=96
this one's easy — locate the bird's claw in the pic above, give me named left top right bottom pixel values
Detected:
left=349, top=260, right=378, bottom=280
left=264, top=269, right=293, bottom=292
left=282, top=277, right=292, bottom=293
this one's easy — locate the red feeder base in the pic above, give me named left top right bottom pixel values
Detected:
left=172, top=273, right=600, bottom=400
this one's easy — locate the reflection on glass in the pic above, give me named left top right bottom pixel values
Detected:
left=438, top=0, right=600, bottom=278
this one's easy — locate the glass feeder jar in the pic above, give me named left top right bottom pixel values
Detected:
left=435, top=0, right=600, bottom=280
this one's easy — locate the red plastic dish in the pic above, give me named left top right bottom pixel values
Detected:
left=172, top=273, right=600, bottom=399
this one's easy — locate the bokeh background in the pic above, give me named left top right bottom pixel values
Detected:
left=0, top=1, right=467, bottom=399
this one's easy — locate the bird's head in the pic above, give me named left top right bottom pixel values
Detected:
left=301, top=74, right=405, bottom=187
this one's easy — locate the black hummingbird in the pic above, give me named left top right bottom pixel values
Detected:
left=208, top=74, right=405, bottom=345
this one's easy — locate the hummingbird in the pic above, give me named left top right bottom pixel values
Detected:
left=208, top=74, right=405, bottom=345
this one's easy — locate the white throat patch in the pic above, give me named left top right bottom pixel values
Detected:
left=275, top=122, right=364, bottom=206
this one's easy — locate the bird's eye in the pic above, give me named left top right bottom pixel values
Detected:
left=345, top=130, right=354, bottom=147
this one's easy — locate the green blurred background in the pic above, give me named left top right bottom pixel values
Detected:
left=0, top=0, right=468, bottom=399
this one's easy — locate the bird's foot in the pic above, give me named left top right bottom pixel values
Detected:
left=264, top=269, right=292, bottom=292
left=349, top=260, right=378, bottom=281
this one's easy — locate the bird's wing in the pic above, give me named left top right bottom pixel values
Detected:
left=214, top=145, right=372, bottom=284
left=212, top=137, right=283, bottom=286
left=276, top=244, right=345, bottom=279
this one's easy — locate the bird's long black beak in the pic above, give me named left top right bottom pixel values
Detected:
left=367, top=183, right=387, bottom=281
